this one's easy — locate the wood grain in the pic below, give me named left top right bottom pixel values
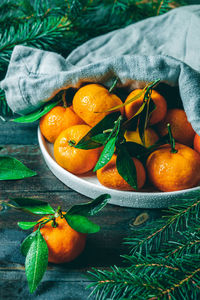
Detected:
left=0, top=141, right=162, bottom=299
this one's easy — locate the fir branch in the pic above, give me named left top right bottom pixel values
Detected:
left=125, top=194, right=200, bottom=255
left=88, top=255, right=200, bottom=299
left=88, top=192, right=200, bottom=299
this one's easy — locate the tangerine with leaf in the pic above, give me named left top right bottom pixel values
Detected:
left=96, top=154, right=146, bottom=191
left=54, top=124, right=101, bottom=174
left=72, top=84, right=124, bottom=127
left=34, top=212, right=86, bottom=264
left=124, top=89, right=167, bottom=125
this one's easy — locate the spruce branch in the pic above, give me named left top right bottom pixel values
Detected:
left=88, top=192, right=200, bottom=299
left=125, top=194, right=200, bottom=255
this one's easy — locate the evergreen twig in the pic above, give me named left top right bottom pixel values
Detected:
left=88, top=192, right=200, bottom=299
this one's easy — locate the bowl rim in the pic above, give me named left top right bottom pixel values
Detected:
left=38, top=126, right=200, bottom=208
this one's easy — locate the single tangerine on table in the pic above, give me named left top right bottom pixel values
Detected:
left=124, top=89, right=167, bottom=125
left=157, top=109, right=195, bottom=146
left=146, top=143, right=200, bottom=192
left=40, top=106, right=84, bottom=143
left=34, top=213, right=86, bottom=264
left=72, top=84, right=124, bottom=127
left=124, top=128, right=159, bottom=148
left=96, top=155, right=146, bottom=191
left=54, top=124, right=101, bottom=174
left=194, top=133, right=200, bottom=154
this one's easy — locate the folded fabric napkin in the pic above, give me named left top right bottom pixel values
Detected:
left=1, top=5, right=200, bottom=134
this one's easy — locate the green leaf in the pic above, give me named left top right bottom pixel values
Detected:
left=9, top=197, right=55, bottom=215
left=74, top=133, right=109, bottom=150
left=21, top=230, right=39, bottom=256
left=125, top=142, right=148, bottom=157
left=75, top=112, right=120, bottom=149
left=91, top=133, right=109, bottom=144
left=67, top=194, right=110, bottom=217
left=93, top=136, right=116, bottom=172
left=25, top=230, right=48, bottom=293
left=122, top=102, right=146, bottom=131
left=12, top=100, right=60, bottom=123
left=65, top=214, right=100, bottom=234
left=138, top=102, right=148, bottom=146
left=18, top=221, right=39, bottom=230
left=138, top=97, right=156, bottom=146
left=116, top=145, right=137, bottom=190
left=104, top=114, right=123, bottom=145
left=0, top=156, right=37, bottom=180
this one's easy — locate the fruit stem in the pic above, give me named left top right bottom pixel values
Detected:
left=109, top=77, right=119, bottom=93
left=167, top=123, right=178, bottom=154
left=56, top=206, right=64, bottom=218
left=68, top=139, right=76, bottom=147
left=52, top=217, right=58, bottom=228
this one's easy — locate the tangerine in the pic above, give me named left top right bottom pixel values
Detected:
left=96, top=155, right=146, bottom=191
left=73, top=84, right=124, bottom=127
left=157, top=109, right=195, bottom=146
left=124, top=128, right=159, bottom=148
left=194, top=133, right=200, bottom=154
left=40, top=106, right=84, bottom=143
left=34, top=213, right=86, bottom=264
left=146, top=143, right=200, bottom=192
left=124, top=89, right=167, bottom=125
left=54, top=124, right=101, bottom=174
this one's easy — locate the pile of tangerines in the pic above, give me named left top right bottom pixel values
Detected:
left=40, top=83, right=200, bottom=193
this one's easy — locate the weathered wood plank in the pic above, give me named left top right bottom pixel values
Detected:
left=0, top=266, right=92, bottom=299
left=0, top=122, right=38, bottom=145
left=0, top=144, right=162, bottom=299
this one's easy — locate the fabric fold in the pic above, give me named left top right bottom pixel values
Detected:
left=1, top=5, right=200, bottom=134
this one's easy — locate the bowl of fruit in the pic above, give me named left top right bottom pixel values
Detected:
left=38, top=80, right=200, bottom=208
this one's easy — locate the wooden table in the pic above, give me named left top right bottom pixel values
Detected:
left=0, top=121, right=162, bottom=299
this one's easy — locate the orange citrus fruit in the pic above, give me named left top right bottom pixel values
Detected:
left=54, top=124, right=101, bottom=174
left=194, top=133, right=200, bottom=154
left=72, top=84, right=124, bottom=127
left=124, top=89, right=167, bottom=125
left=157, top=109, right=195, bottom=146
left=96, top=154, right=146, bottom=191
left=124, top=128, right=159, bottom=148
left=146, top=143, right=200, bottom=192
left=40, top=106, right=84, bottom=143
left=34, top=213, right=86, bottom=264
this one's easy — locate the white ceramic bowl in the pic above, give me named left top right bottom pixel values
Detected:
left=38, top=127, right=200, bottom=209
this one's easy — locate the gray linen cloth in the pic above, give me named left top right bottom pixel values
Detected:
left=1, top=5, right=200, bottom=134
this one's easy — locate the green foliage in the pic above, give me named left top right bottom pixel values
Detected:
left=65, top=194, right=110, bottom=233
left=116, top=144, right=137, bottom=189
left=87, top=191, right=200, bottom=299
left=67, top=194, right=110, bottom=216
left=25, top=229, right=48, bottom=293
left=8, top=197, right=55, bottom=214
left=12, top=99, right=61, bottom=123
left=65, top=214, right=101, bottom=234
left=18, top=221, right=39, bottom=230
left=0, top=156, right=37, bottom=180
left=3, top=194, right=110, bottom=292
